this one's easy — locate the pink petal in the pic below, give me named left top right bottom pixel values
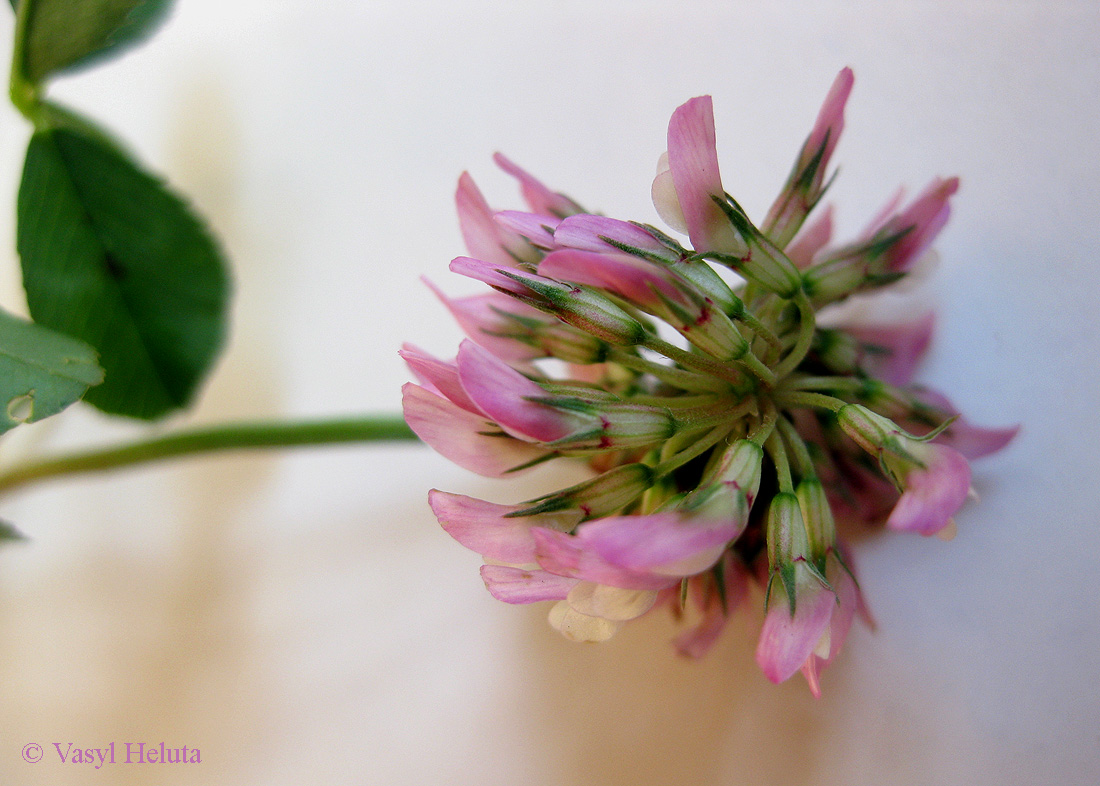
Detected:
left=401, top=383, right=546, bottom=477
left=805, top=67, right=854, bottom=172
left=480, top=565, right=578, bottom=604
left=554, top=215, right=678, bottom=262
left=828, top=454, right=900, bottom=524
left=449, top=256, right=528, bottom=295
left=429, top=490, right=555, bottom=564
left=907, top=388, right=1019, bottom=459
left=755, top=569, right=836, bottom=685
left=861, top=187, right=906, bottom=238
left=494, top=210, right=561, bottom=250
left=456, top=339, right=585, bottom=442
left=786, top=204, right=834, bottom=268
left=530, top=526, right=679, bottom=591
left=938, top=422, right=1020, bottom=460
left=674, top=555, right=750, bottom=658
left=578, top=513, right=740, bottom=576
left=887, top=443, right=972, bottom=536
left=493, top=153, right=581, bottom=217
left=843, top=312, right=935, bottom=386
left=666, top=96, right=739, bottom=253
left=456, top=172, right=526, bottom=268
left=884, top=177, right=960, bottom=273
left=399, top=343, right=480, bottom=414
left=423, top=278, right=544, bottom=363
left=538, top=248, right=679, bottom=311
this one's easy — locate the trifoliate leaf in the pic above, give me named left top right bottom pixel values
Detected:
left=18, top=126, right=230, bottom=420
left=12, top=0, right=174, bottom=85
left=0, top=307, right=103, bottom=435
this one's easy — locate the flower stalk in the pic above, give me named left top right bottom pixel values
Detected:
left=0, top=415, right=417, bottom=495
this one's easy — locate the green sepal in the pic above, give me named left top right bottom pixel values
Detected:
left=522, top=395, right=596, bottom=415
left=792, top=129, right=831, bottom=193
left=629, top=222, right=686, bottom=254
left=0, top=306, right=103, bottom=435
left=596, top=233, right=680, bottom=265
left=501, top=451, right=560, bottom=474
left=779, top=562, right=798, bottom=616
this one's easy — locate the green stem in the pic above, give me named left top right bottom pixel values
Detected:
left=9, top=0, right=41, bottom=124
left=776, top=414, right=815, bottom=479
left=782, top=375, right=865, bottom=393
left=748, top=399, right=778, bottom=446
left=772, top=390, right=846, bottom=413
left=642, top=336, right=745, bottom=386
left=607, top=349, right=728, bottom=393
left=772, top=291, right=816, bottom=380
left=653, top=424, right=732, bottom=478
left=737, top=309, right=782, bottom=356
left=672, top=398, right=755, bottom=431
left=737, top=349, right=777, bottom=388
left=764, top=430, right=794, bottom=493
left=0, top=414, right=419, bottom=495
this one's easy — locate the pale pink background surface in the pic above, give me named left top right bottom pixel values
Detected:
left=0, top=1, right=1096, bottom=784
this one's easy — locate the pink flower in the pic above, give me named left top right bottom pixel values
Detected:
left=410, top=69, right=1012, bottom=687
left=455, top=172, right=540, bottom=268
left=553, top=214, right=680, bottom=263
left=764, top=68, right=854, bottom=245
left=905, top=388, right=1020, bottom=459
left=756, top=560, right=837, bottom=688
left=798, top=561, right=862, bottom=697
left=400, top=341, right=591, bottom=475
left=400, top=382, right=547, bottom=477
left=493, top=153, right=583, bottom=218
left=837, top=404, right=973, bottom=536
left=674, top=553, right=752, bottom=658
left=422, top=278, right=546, bottom=363
left=884, top=440, right=972, bottom=536
left=785, top=204, right=834, bottom=268
left=653, top=96, right=744, bottom=255
left=842, top=312, right=936, bottom=386
left=877, top=177, right=960, bottom=274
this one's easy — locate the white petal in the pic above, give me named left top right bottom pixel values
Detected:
left=566, top=582, right=658, bottom=621
left=548, top=601, right=620, bottom=642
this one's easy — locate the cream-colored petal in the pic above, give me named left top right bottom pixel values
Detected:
left=651, top=153, right=688, bottom=234
left=548, top=600, right=620, bottom=642
left=566, top=582, right=658, bottom=622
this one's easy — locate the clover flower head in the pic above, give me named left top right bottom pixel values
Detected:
left=404, top=69, right=1016, bottom=695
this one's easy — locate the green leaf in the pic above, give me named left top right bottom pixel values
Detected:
left=18, top=126, right=231, bottom=420
left=12, top=0, right=174, bottom=85
left=0, top=306, right=103, bottom=435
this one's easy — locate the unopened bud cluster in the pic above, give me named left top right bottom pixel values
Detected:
left=403, top=69, right=1016, bottom=696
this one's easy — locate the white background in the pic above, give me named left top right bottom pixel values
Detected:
left=0, top=1, right=1097, bottom=784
